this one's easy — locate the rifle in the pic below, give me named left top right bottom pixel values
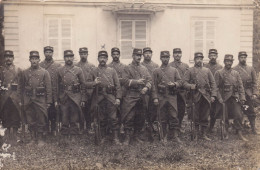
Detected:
left=220, top=103, right=226, bottom=140
left=20, top=71, right=26, bottom=141
left=155, top=103, right=163, bottom=141
left=93, top=83, right=101, bottom=145
left=55, top=103, right=61, bottom=136
left=190, top=89, right=196, bottom=141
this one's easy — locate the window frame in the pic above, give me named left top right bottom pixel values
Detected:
left=44, top=15, right=74, bottom=62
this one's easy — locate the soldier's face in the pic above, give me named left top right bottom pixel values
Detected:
left=194, top=57, right=203, bottom=67
left=44, top=50, right=53, bottom=61
left=133, top=54, right=142, bottom=64
left=143, top=51, right=152, bottom=61
left=5, top=55, right=14, bottom=66
left=173, top=52, right=182, bottom=61
left=64, top=56, right=74, bottom=65
left=161, top=56, right=170, bottom=65
left=238, top=55, right=247, bottom=65
left=224, top=60, right=233, bottom=69
left=30, top=57, right=40, bottom=68
left=80, top=52, right=88, bottom=62
left=98, top=55, right=108, bottom=66
left=111, top=51, right=120, bottom=62
left=208, top=53, right=218, bottom=63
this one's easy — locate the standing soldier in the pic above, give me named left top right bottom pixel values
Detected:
left=39, top=46, right=61, bottom=136
left=121, top=48, right=153, bottom=145
left=107, top=47, right=126, bottom=133
left=153, top=51, right=182, bottom=143
left=233, top=51, right=259, bottom=135
left=0, top=50, right=22, bottom=145
left=169, top=48, right=189, bottom=131
left=183, top=52, right=217, bottom=141
left=55, top=50, right=86, bottom=141
left=141, top=47, right=159, bottom=136
left=204, top=49, right=223, bottom=133
left=22, top=51, right=52, bottom=146
left=75, top=47, right=95, bottom=134
left=88, top=50, right=122, bottom=145
left=215, top=54, right=248, bottom=141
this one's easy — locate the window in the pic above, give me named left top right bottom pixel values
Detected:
left=119, top=20, right=147, bottom=59
left=45, top=16, right=73, bottom=60
left=191, top=18, right=216, bottom=60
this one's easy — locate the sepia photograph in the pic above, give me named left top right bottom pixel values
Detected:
left=0, top=0, right=260, bottom=169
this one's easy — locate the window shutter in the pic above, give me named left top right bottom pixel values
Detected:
left=135, top=21, right=146, bottom=49
left=206, top=21, right=215, bottom=53
left=194, top=21, right=204, bottom=52
left=121, top=21, right=133, bottom=59
left=61, top=19, right=72, bottom=54
left=48, top=19, right=59, bottom=59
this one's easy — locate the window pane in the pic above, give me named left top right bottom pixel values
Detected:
left=194, top=21, right=203, bottom=40
left=135, top=21, right=146, bottom=40
left=61, top=19, right=71, bottom=38
left=206, top=40, right=215, bottom=53
left=195, top=40, right=203, bottom=52
left=206, top=21, right=215, bottom=39
left=135, top=41, right=146, bottom=49
left=121, top=21, right=132, bottom=40
left=49, top=39, right=59, bottom=59
left=49, top=19, right=59, bottom=38
left=121, top=41, right=132, bottom=59
left=62, top=39, right=71, bottom=53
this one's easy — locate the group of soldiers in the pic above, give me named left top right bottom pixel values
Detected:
left=0, top=46, right=259, bottom=147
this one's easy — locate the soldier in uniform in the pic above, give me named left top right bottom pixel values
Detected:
left=39, top=46, right=61, bottom=136
left=183, top=52, right=217, bottom=141
left=233, top=51, right=259, bottom=135
left=107, top=47, right=126, bottom=133
left=141, top=47, right=159, bottom=137
left=121, top=48, right=153, bottom=145
left=22, top=51, right=52, bottom=146
left=88, top=50, right=122, bottom=145
left=153, top=51, right=182, bottom=143
left=203, top=49, right=223, bottom=133
left=215, top=54, right=248, bottom=141
left=75, top=47, right=95, bottom=134
left=169, top=48, right=189, bottom=131
left=55, top=50, right=86, bottom=140
left=0, top=50, right=22, bottom=144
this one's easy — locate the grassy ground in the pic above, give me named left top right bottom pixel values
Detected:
left=1, top=113, right=260, bottom=170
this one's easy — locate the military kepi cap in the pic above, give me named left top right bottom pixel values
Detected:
left=4, top=50, right=14, bottom=57
left=173, top=48, right=182, bottom=53
left=238, top=51, right=247, bottom=57
left=133, top=48, right=142, bottom=55
left=194, top=52, right=204, bottom=59
left=98, top=50, right=108, bottom=57
left=79, top=47, right=88, bottom=53
left=111, top=47, right=120, bottom=54
left=44, top=46, right=53, bottom=52
left=143, top=47, right=152, bottom=53
left=224, top=54, right=234, bottom=61
left=209, top=49, right=218, bottom=54
left=160, top=51, right=170, bottom=57
left=30, top=51, right=40, bottom=58
left=64, top=50, right=74, bottom=57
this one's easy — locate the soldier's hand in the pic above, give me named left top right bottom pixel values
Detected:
left=210, top=97, right=215, bottom=103
left=81, top=102, right=85, bottom=107
left=95, top=77, right=101, bottom=85
left=54, top=102, right=59, bottom=108
left=137, top=78, right=146, bottom=85
left=141, top=87, right=148, bottom=95
left=190, top=84, right=197, bottom=90
left=252, top=94, right=257, bottom=100
left=47, top=103, right=51, bottom=109
left=19, top=102, right=22, bottom=107
left=168, top=82, right=176, bottom=87
left=115, top=99, right=120, bottom=106
left=153, top=98, right=159, bottom=106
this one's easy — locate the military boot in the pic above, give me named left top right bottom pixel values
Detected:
left=173, top=129, right=182, bottom=144
left=202, top=127, right=211, bottom=141
left=237, top=130, right=249, bottom=142
left=208, top=118, right=216, bottom=133
left=123, top=130, right=131, bottom=146
left=37, top=132, right=46, bottom=147
left=28, top=131, right=36, bottom=146
left=249, top=118, right=259, bottom=135
left=100, top=128, right=106, bottom=145
left=162, top=124, right=168, bottom=144
left=113, top=130, right=121, bottom=145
